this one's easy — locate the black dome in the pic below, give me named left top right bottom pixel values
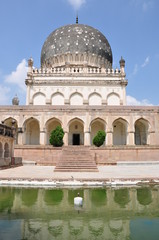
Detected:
left=41, top=24, right=113, bottom=68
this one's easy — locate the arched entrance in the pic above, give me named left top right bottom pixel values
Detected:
left=45, top=118, right=61, bottom=144
left=135, top=119, right=149, bottom=145
left=113, top=118, right=127, bottom=145
left=90, top=118, right=106, bottom=145
left=4, top=118, right=18, bottom=144
left=68, top=118, right=84, bottom=145
left=23, top=118, right=40, bottom=145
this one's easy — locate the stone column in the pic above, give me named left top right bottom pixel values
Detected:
left=128, top=131, right=135, bottom=145
left=106, top=130, right=113, bottom=146
left=84, top=131, right=91, bottom=146
left=17, top=128, right=23, bottom=145
left=63, top=131, right=68, bottom=146
left=40, top=130, right=45, bottom=145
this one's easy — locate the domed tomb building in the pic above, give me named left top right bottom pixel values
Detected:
left=1, top=21, right=159, bottom=165
left=26, top=24, right=127, bottom=107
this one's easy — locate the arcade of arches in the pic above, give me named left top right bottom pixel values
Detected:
left=3, top=116, right=152, bottom=146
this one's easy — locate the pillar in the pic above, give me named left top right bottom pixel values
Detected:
left=63, top=131, right=68, bottom=146
left=106, top=130, right=113, bottom=146
left=17, top=128, right=23, bottom=145
left=84, top=131, right=91, bottom=146
left=128, top=131, right=135, bottom=145
left=40, top=131, right=45, bottom=145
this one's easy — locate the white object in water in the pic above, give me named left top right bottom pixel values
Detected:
left=74, top=197, right=83, bottom=206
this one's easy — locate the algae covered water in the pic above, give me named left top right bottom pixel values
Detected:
left=0, top=186, right=159, bottom=240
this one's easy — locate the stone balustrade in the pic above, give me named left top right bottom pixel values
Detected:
left=30, top=66, right=121, bottom=76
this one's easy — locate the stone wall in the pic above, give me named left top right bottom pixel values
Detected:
left=14, top=145, right=159, bottom=165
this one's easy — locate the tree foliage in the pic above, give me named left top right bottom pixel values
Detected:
left=93, top=130, right=106, bottom=147
left=49, top=126, right=64, bottom=147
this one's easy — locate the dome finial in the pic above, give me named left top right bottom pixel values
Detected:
left=76, top=12, right=78, bottom=24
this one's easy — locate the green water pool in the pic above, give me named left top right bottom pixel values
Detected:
left=0, top=186, right=159, bottom=240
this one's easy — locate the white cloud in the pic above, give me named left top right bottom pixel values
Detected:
left=141, top=56, right=150, bottom=67
left=0, top=85, right=10, bottom=105
left=132, top=64, right=138, bottom=75
left=142, top=1, right=154, bottom=12
left=5, top=59, right=27, bottom=91
left=67, top=0, right=86, bottom=10
left=127, top=95, right=153, bottom=106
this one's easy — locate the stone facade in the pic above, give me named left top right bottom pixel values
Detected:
left=0, top=22, right=159, bottom=164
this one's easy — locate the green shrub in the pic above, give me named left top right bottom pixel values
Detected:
left=93, top=130, right=106, bottom=147
left=49, top=126, right=64, bottom=147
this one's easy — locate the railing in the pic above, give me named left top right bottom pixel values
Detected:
left=31, top=67, right=121, bottom=75
left=0, top=124, right=14, bottom=138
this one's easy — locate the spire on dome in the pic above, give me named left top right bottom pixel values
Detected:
left=76, top=12, right=78, bottom=24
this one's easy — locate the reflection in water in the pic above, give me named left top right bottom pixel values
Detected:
left=0, top=186, right=159, bottom=240
left=91, top=189, right=107, bottom=206
left=68, top=189, right=84, bottom=205
left=114, top=188, right=130, bottom=208
left=0, top=187, right=15, bottom=213
left=44, top=189, right=63, bottom=205
left=137, top=187, right=152, bottom=206
left=22, top=188, right=38, bottom=207
left=48, top=220, right=63, bottom=238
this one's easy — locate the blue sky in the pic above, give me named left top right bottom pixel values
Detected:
left=0, top=0, right=159, bottom=105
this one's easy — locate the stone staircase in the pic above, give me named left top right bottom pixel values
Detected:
left=54, top=146, right=98, bottom=172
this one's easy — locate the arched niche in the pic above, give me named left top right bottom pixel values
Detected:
left=4, top=143, right=10, bottom=158
left=4, top=118, right=18, bottom=144
left=89, top=93, right=102, bottom=106
left=135, top=118, right=149, bottom=145
left=68, top=118, right=84, bottom=145
left=23, top=118, right=40, bottom=145
left=33, top=92, right=46, bottom=105
left=90, top=118, right=106, bottom=145
left=51, top=92, right=64, bottom=105
left=70, top=93, right=83, bottom=105
left=113, top=118, right=128, bottom=145
left=107, top=93, right=120, bottom=105
left=45, top=118, right=62, bottom=144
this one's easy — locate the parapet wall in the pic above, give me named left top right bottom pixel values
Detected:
left=14, top=146, right=159, bottom=165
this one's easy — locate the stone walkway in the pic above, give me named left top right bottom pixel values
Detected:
left=0, top=165, right=159, bottom=186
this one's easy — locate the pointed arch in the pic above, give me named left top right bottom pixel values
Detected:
left=107, top=92, right=120, bottom=105
left=23, top=117, right=40, bottom=145
left=89, top=92, right=102, bottom=106
left=45, top=118, right=62, bottom=145
left=33, top=92, right=46, bottom=105
left=51, top=92, right=64, bottom=105
left=90, top=118, right=106, bottom=145
left=134, top=118, right=149, bottom=145
left=70, top=92, right=83, bottom=105
left=4, top=117, right=18, bottom=144
left=68, top=118, right=84, bottom=145
left=113, top=118, right=128, bottom=145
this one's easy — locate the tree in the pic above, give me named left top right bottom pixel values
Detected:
left=93, top=130, right=106, bottom=147
left=49, top=126, right=64, bottom=147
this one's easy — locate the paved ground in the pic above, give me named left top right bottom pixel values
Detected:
left=0, top=165, right=159, bottom=184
